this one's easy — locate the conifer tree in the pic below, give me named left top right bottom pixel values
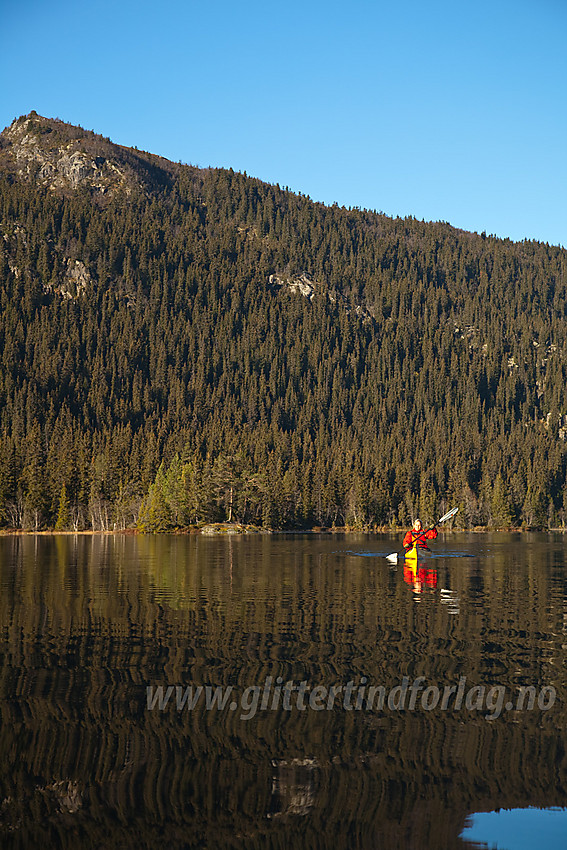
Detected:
left=55, top=483, right=70, bottom=530
left=491, top=474, right=513, bottom=528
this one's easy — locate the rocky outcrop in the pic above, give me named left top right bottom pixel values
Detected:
left=269, top=272, right=374, bottom=322
left=51, top=259, right=92, bottom=299
left=0, top=112, right=175, bottom=198
left=3, top=115, right=137, bottom=196
left=269, top=272, right=318, bottom=300
left=2, top=221, right=93, bottom=300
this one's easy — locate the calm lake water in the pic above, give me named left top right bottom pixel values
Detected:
left=0, top=532, right=565, bottom=849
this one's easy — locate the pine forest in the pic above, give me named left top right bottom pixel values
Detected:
left=1, top=113, right=566, bottom=532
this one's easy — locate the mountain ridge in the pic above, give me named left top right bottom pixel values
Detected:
left=0, top=112, right=566, bottom=531
left=1, top=111, right=545, bottom=248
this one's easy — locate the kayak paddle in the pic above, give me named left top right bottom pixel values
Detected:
left=386, top=507, right=459, bottom=563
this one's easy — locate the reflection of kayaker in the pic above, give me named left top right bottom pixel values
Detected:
left=402, top=519, right=438, bottom=561
left=403, top=562, right=438, bottom=592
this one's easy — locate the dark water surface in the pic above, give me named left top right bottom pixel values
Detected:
left=0, top=532, right=565, bottom=849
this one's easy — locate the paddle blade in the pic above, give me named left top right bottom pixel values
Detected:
left=437, top=507, right=459, bottom=524
left=386, top=552, right=398, bottom=563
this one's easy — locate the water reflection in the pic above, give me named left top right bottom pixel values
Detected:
left=269, top=757, right=320, bottom=819
left=403, top=562, right=438, bottom=595
left=440, top=588, right=461, bottom=615
left=460, top=806, right=567, bottom=849
left=0, top=532, right=565, bottom=849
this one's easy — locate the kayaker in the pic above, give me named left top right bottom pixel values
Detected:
left=403, top=518, right=438, bottom=552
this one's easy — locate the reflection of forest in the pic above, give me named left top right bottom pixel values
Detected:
left=0, top=534, right=565, bottom=848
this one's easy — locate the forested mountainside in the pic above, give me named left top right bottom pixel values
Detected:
left=0, top=112, right=566, bottom=531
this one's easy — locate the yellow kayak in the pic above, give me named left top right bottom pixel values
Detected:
left=404, top=545, right=427, bottom=563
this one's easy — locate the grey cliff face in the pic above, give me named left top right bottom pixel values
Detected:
left=3, top=115, right=137, bottom=196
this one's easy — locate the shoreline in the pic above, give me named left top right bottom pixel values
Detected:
left=0, top=525, right=565, bottom=537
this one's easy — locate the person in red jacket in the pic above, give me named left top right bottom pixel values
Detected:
left=403, top=518, right=438, bottom=551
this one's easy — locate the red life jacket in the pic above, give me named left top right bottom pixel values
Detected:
left=403, top=527, right=438, bottom=549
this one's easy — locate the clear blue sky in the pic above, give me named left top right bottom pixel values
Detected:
left=1, top=0, right=565, bottom=246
